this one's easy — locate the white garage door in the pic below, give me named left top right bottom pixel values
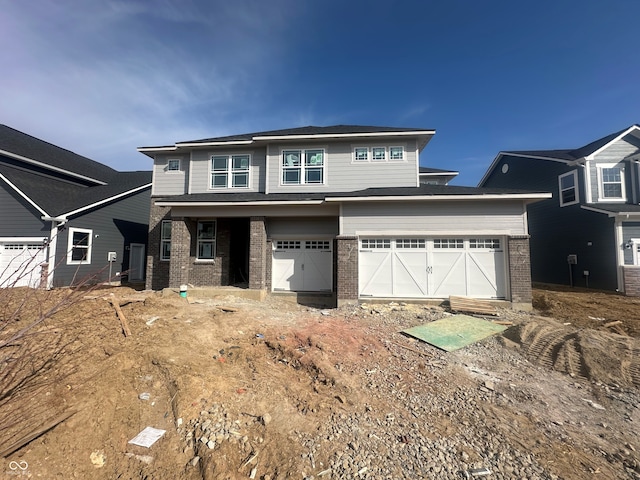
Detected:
left=272, top=240, right=332, bottom=292
left=0, top=241, right=47, bottom=288
left=359, top=237, right=506, bottom=299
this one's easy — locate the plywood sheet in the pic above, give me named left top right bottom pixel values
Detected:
left=402, top=315, right=507, bottom=352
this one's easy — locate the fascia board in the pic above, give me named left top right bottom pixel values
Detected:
left=175, top=140, right=254, bottom=147
left=420, top=171, right=459, bottom=176
left=325, top=193, right=552, bottom=202
left=154, top=200, right=325, bottom=207
left=477, top=153, right=504, bottom=186
left=61, top=183, right=151, bottom=218
left=253, top=130, right=435, bottom=141
left=0, top=148, right=108, bottom=185
left=0, top=171, right=49, bottom=217
left=137, top=146, right=178, bottom=152
left=579, top=205, right=640, bottom=217
left=586, top=125, right=640, bottom=160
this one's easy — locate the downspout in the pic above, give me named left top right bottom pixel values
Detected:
left=41, top=215, right=68, bottom=289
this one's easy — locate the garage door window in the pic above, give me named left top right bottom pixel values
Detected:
left=396, top=239, right=425, bottom=249
left=67, top=228, right=92, bottom=264
left=305, top=240, right=330, bottom=250
left=470, top=238, right=501, bottom=249
left=433, top=238, right=463, bottom=249
left=275, top=241, right=301, bottom=249
left=361, top=239, right=390, bottom=249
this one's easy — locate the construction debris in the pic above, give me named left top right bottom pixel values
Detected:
left=449, top=296, right=499, bottom=316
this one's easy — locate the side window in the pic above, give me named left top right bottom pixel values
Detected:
left=160, top=220, right=171, bottom=261
left=597, top=165, right=625, bottom=200
left=167, top=159, right=181, bottom=172
left=196, top=220, right=216, bottom=260
left=558, top=170, right=579, bottom=206
left=67, top=227, right=92, bottom=265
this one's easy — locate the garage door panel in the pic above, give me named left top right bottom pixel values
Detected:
left=359, top=251, right=392, bottom=297
left=302, top=250, right=333, bottom=291
left=272, top=240, right=332, bottom=292
left=272, top=250, right=303, bottom=291
left=468, top=252, right=506, bottom=298
left=430, top=252, right=467, bottom=297
left=394, top=252, right=428, bottom=297
left=0, top=243, right=46, bottom=288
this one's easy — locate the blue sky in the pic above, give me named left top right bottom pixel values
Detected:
left=1, top=0, right=639, bottom=186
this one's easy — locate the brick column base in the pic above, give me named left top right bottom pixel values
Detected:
left=623, top=266, right=640, bottom=296
left=336, top=236, right=358, bottom=306
left=169, top=217, right=191, bottom=288
left=249, top=217, right=267, bottom=290
left=508, top=235, right=532, bottom=310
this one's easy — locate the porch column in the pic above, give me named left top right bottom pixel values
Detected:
left=249, top=216, right=267, bottom=290
left=169, top=217, right=191, bottom=288
left=508, top=235, right=533, bottom=310
left=336, top=235, right=358, bottom=307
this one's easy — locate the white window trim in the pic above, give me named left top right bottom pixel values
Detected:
left=66, top=227, right=93, bottom=265
left=160, top=220, right=171, bottom=261
left=351, top=145, right=406, bottom=163
left=166, top=158, right=181, bottom=172
left=596, top=163, right=626, bottom=202
left=558, top=170, right=579, bottom=207
left=196, top=220, right=217, bottom=261
left=630, top=238, right=640, bottom=265
left=209, top=153, right=252, bottom=190
left=280, top=147, right=327, bottom=186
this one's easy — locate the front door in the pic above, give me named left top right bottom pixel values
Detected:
left=129, top=243, right=145, bottom=282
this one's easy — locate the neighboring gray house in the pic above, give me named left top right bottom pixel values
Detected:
left=140, top=125, right=549, bottom=309
left=0, top=125, right=152, bottom=288
left=478, top=124, right=640, bottom=295
left=419, top=166, right=458, bottom=185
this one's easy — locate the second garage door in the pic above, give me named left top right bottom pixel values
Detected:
left=0, top=241, right=46, bottom=288
left=272, top=240, right=333, bottom=292
left=359, top=237, right=506, bottom=299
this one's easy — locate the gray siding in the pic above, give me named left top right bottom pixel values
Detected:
left=189, top=147, right=265, bottom=193
left=0, top=184, right=49, bottom=237
left=267, top=217, right=338, bottom=238
left=266, top=139, right=418, bottom=193
left=52, top=188, right=150, bottom=286
left=587, top=136, right=640, bottom=203
left=481, top=154, right=618, bottom=290
left=341, top=200, right=527, bottom=236
left=152, top=154, right=189, bottom=196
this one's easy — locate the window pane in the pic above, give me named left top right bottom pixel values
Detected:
left=212, top=173, right=227, bottom=188
left=560, top=174, right=574, bottom=189
left=161, top=221, right=171, bottom=240
left=198, top=221, right=215, bottom=239
left=212, top=156, right=228, bottom=171
left=283, top=151, right=301, bottom=166
left=198, top=242, right=214, bottom=259
left=232, top=172, right=249, bottom=187
left=562, top=189, right=576, bottom=204
left=168, top=159, right=180, bottom=171
left=161, top=242, right=171, bottom=260
left=603, top=184, right=622, bottom=197
left=305, top=168, right=323, bottom=183
left=71, top=247, right=87, bottom=261
left=355, top=148, right=368, bottom=161
left=390, top=147, right=403, bottom=160
left=602, top=168, right=621, bottom=182
left=305, top=150, right=323, bottom=166
left=73, top=231, right=89, bottom=246
left=372, top=147, right=386, bottom=161
left=233, top=155, right=249, bottom=170
left=283, top=169, right=300, bottom=184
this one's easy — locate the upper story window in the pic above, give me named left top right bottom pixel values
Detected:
left=167, top=159, right=181, bottom=172
left=211, top=154, right=250, bottom=189
left=597, top=164, right=625, bottom=201
left=282, top=149, right=325, bottom=185
left=197, top=220, right=216, bottom=260
left=160, top=220, right=171, bottom=261
left=352, top=146, right=405, bottom=163
left=67, top=227, right=92, bottom=265
left=558, top=170, right=579, bottom=207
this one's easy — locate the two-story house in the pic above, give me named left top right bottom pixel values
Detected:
left=140, top=125, right=549, bottom=309
left=478, top=124, right=640, bottom=295
left=0, top=125, right=152, bottom=288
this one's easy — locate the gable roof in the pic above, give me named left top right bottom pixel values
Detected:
left=0, top=125, right=116, bottom=185
left=0, top=162, right=151, bottom=217
left=139, top=125, right=436, bottom=155
left=478, top=124, right=640, bottom=186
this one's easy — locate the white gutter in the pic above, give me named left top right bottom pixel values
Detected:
left=0, top=171, right=49, bottom=216
left=253, top=130, right=435, bottom=141
left=61, top=183, right=151, bottom=217
left=176, top=140, right=254, bottom=148
left=0, top=148, right=108, bottom=185
left=155, top=200, right=325, bottom=207
left=325, top=193, right=552, bottom=202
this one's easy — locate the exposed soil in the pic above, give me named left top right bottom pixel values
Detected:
left=0, top=285, right=638, bottom=479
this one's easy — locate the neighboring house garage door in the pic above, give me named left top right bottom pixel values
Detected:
left=272, top=240, right=332, bottom=292
left=359, top=237, right=506, bottom=299
left=0, top=241, right=46, bottom=288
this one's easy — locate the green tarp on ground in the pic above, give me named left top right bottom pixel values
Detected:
left=402, top=315, right=507, bottom=352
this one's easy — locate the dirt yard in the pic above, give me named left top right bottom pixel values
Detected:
left=0, top=285, right=638, bottom=479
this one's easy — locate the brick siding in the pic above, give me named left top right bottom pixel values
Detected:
left=249, top=217, right=267, bottom=290
left=336, top=236, right=358, bottom=303
left=145, top=202, right=171, bottom=290
left=508, top=235, right=532, bottom=305
left=623, top=266, right=640, bottom=297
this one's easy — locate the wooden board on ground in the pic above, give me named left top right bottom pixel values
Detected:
left=449, top=296, right=498, bottom=316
